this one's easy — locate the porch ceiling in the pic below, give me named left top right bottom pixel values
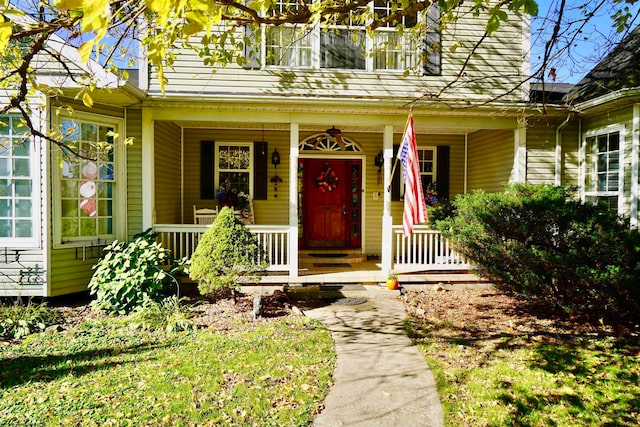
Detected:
left=171, top=120, right=480, bottom=135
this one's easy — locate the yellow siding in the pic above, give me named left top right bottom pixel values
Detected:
left=154, top=122, right=182, bottom=224
left=126, top=109, right=143, bottom=238
left=526, top=118, right=559, bottom=185
left=561, top=122, right=580, bottom=187
left=150, top=9, right=526, bottom=102
left=467, top=129, right=514, bottom=192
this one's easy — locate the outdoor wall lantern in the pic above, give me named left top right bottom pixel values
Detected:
left=271, top=148, right=280, bottom=169
left=271, top=148, right=282, bottom=197
left=375, top=150, right=384, bottom=185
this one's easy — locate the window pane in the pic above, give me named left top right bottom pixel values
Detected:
left=15, top=220, right=31, bottom=238
left=13, top=140, right=30, bottom=157
left=0, top=199, right=11, bottom=216
left=0, top=179, right=9, bottom=197
left=98, top=218, right=112, bottom=234
left=609, top=133, right=620, bottom=151
left=98, top=199, right=112, bottom=216
left=61, top=180, right=78, bottom=197
left=97, top=182, right=112, bottom=198
left=598, top=173, right=606, bottom=191
left=62, top=218, right=78, bottom=237
left=62, top=199, right=78, bottom=217
left=81, top=123, right=97, bottom=141
left=321, top=30, right=365, bottom=69
left=13, top=159, right=30, bottom=177
left=15, top=199, right=31, bottom=217
left=61, top=120, right=79, bottom=139
left=597, top=135, right=608, bottom=152
left=0, top=219, right=10, bottom=237
left=608, top=173, right=619, bottom=191
left=80, top=218, right=96, bottom=236
left=14, top=180, right=31, bottom=197
left=0, top=117, right=9, bottom=135
left=0, top=159, right=8, bottom=176
left=99, top=163, right=114, bottom=180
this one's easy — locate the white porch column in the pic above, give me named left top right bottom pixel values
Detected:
left=141, top=108, right=155, bottom=230
left=381, top=125, right=394, bottom=274
left=288, top=123, right=299, bottom=278
left=631, top=104, right=639, bottom=229
left=513, top=125, right=527, bottom=183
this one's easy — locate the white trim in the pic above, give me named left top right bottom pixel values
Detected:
left=289, top=123, right=299, bottom=278
left=142, top=108, right=155, bottom=230
left=513, top=126, right=527, bottom=183
left=381, top=124, right=394, bottom=274
left=581, top=124, right=626, bottom=214
left=52, top=111, right=127, bottom=248
left=631, top=104, right=639, bottom=228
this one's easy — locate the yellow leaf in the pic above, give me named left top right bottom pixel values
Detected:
left=82, top=92, right=94, bottom=108
left=0, top=19, right=12, bottom=53
left=54, top=0, right=84, bottom=10
left=77, top=40, right=93, bottom=63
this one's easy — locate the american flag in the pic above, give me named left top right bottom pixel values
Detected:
left=398, top=114, right=428, bottom=236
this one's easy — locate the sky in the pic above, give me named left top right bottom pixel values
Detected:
left=530, top=0, right=640, bottom=83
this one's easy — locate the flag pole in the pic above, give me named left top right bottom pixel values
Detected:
left=387, top=107, right=413, bottom=193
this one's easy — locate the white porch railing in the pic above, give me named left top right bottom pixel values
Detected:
left=392, top=225, right=469, bottom=271
left=153, top=224, right=291, bottom=272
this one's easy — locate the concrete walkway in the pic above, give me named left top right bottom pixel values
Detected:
left=305, top=288, right=444, bottom=427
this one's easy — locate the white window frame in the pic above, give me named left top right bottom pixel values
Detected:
left=262, top=1, right=423, bottom=72
left=214, top=142, right=254, bottom=199
left=581, top=125, right=625, bottom=214
left=0, top=113, right=41, bottom=248
left=401, top=145, right=437, bottom=198
left=52, top=111, right=126, bottom=248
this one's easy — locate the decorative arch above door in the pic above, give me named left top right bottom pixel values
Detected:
left=299, top=128, right=364, bottom=152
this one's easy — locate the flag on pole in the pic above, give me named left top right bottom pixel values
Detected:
left=398, top=113, right=428, bottom=236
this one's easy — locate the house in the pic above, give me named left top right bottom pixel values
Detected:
left=1, top=3, right=585, bottom=297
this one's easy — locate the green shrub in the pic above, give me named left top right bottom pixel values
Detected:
left=0, top=299, right=62, bottom=340
left=432, top=184, right=640, bottom=324
left=189, top=207, right=267, bottom=301
left=88, top=229, right=185, bottom=315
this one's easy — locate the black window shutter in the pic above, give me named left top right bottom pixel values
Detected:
left=391, top=144, right=401, bottom=201
left=200, top=141, right=215, bottom=199
left=436, top=145, right=450, bottom=201
left=254, top=141, right=268, bottom=200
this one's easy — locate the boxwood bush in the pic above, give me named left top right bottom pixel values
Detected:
left=189, top=207, right=267, bottom=302
left=431, top=184, right=640, bottom=324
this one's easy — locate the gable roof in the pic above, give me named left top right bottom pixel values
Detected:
left=564, top=25, right=640, bottom=104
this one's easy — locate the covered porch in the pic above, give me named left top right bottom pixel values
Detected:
left=141, top=101, right=528, bottom=283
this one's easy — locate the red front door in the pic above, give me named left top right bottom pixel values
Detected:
left=301, top=158, right=361, bottom=248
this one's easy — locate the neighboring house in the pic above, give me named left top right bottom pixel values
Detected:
left=4, top=3, right=615, bottom=297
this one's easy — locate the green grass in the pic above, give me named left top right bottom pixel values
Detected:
left=0, top=316, right=334, bottom=426
left=409, top=322, right=640, bottom=426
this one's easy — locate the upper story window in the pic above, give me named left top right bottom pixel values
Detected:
left=53, top=112, right=125, bottom=247
left=262, top=0, right=440, bottom=74
left=583, top=128, right=623, bottom=213
left=0, top=114, right=39, bottom=247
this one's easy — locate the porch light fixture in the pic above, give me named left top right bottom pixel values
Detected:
left=375, top=150, right=384, bottom=185
left=271, top=148, right=280, bottom=169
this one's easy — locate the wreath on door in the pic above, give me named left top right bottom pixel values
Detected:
left=316, top=165, right=339, bottom=192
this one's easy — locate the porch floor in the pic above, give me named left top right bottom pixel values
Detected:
left=259, top=259, right=489, bottom=287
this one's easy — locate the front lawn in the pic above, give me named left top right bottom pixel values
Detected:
left=0, top=300, right=334, bottom=426
left=404, top=289, right=640, bottom=426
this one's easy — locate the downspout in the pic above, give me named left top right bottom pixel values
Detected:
left=555, top=114, right=572, bottom=187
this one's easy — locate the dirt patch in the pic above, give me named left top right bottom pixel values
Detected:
left=401, top=288, right=635, bottom=342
